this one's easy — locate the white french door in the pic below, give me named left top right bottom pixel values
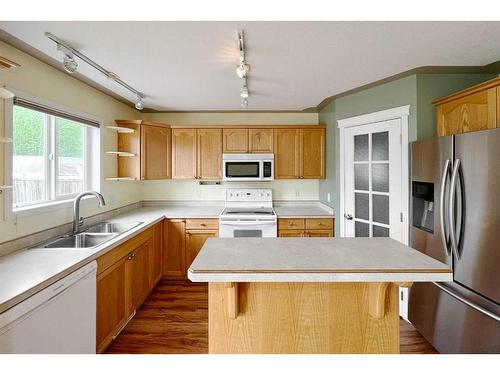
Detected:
left=343, top=119, right=403, bottom=241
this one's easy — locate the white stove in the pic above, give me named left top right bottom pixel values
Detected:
left=219, top=188, right=277, bottom=238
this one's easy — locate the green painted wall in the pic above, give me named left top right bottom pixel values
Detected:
left=319, top=73, right=496, bottom=235
left=416, top=73, right=496, bottom=139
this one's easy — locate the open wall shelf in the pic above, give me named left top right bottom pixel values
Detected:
left=106, top=126, right=136, bottom=134
left=106, top=151, right=136, bottom=157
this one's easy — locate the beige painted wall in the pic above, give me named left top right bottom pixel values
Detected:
left=140, top=112, right=320, bottom=202
left=0, top=40, right=141, bottom=243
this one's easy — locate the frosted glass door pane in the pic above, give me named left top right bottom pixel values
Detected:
left=355, top=192, right=369, bottom=220
left=355, top=221, right=369, bottom=237
left=372, top=131, right=389, bottom=161
left=354, top=164, right=369, bottom=190
left=372, top=194, right=389, bottom=224
left=354, top=134, right=369, bottom=161
left=372, top=163, right=389, bottom=192
left=372, top=225, right=389, bottom=237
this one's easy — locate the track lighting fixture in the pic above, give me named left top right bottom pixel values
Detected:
left=135, top=95, right=144, bottom=110
left=46, top=32, right=146, bottom=111
left=236, top=30, right=251, bottom=109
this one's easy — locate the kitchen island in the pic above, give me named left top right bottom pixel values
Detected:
left=188, top=237, right=452, bottom=354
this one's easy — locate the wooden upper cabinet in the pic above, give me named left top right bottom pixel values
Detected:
left=249, top=128, right=273, bottom=153
left=223, top=128, right=248, bottom=153
left=141, top=125, right=171, bottom=180
left=172, top=129, right=197, bottom=179
left=300, top=128, right=325, bottom=179
left=434, top=77, right=500, bottom=136
left=197, top=128, right=222, bottom=179
left=274, top=129, right=300, bottom=178
left=163, top=219, right=186, bottom=278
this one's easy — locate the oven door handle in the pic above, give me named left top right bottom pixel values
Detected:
left=220, top=221, right=276, bottom=226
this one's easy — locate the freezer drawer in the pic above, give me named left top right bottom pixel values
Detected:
left=409, top=282, right=500, bottom=353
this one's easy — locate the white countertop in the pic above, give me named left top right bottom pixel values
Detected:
left=273, top=201, right=334, bottom=218
left=0, top=201, right=332, bottom=314
left=188, top=237, right=452, bottom=282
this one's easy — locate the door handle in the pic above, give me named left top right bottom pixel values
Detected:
left=439, top=159, right=451, bottom=256
left=344, top=213, right=353, bottom=220
left=449, top=159, right=461, bottom=260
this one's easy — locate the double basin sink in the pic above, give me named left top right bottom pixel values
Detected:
left=35, top=222, right=142, bottom=249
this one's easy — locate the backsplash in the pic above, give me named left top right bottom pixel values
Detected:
left=139, top=179, right=320, bottom=201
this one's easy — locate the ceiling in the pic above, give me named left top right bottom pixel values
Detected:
left=1, top=21, right=500, bottom=112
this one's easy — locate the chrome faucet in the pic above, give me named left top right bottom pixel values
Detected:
left=73, top=191, right=106, bottom=234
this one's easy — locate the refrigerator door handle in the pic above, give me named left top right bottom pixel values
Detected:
left=439, top=159, right=452, bottom=256
left=449, top=159, right=461, bottom=259
left=433, top=282, right=500, bottom=322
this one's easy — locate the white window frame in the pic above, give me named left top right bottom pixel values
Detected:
left=3, top=90, right=103, bottom=219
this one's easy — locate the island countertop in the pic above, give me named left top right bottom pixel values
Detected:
left=188, top=237, right=452, bottom=282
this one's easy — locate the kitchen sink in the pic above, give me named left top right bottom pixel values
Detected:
left=84, top=222, right=141, bottom=234
left=42, top=233, right=117, bottom=249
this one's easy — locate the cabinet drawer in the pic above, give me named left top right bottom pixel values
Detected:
left=305, top=229, right=333, bottom=237
left=185, top=218, right=219, bottom=230
left=278, top=229, right=304, bottom=237
left=305, top=218, right=333, bottom=230
left=278, top=218, right=305, bottom=230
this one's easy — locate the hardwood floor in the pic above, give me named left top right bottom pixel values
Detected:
left=105, top=280, right=437, bottom=354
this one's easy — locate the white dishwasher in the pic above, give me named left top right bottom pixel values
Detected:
left=0, top=261, right=97, bottom=354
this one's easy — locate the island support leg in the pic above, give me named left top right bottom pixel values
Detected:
left=209, top=281, right=407, bottom=354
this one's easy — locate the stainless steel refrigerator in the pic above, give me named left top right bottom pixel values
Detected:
left=409, top=128, right=500, bottom=353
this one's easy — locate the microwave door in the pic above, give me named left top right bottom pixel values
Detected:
left=225, top=161, right=260, bottom=179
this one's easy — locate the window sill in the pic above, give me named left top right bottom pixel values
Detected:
left=11, top=196, right=94, bottom=218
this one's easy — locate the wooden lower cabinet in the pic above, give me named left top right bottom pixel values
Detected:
left=185, top=229, right=219, bottom=274
left=163, top=219, right=186, bottom=279
left=278, top=217, right=334, bottom=238
left=150, top=221, right=163, bottom=286
left=96, top=224, right=164, bottom=353
left=96, top=258, right=127, bottom=353
left=128, top=240, right=152, bottom=311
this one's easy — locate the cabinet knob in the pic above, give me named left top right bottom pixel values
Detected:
left=201, top=223, right=206, bottom=227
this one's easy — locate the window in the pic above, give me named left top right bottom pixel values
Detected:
left=4, top=95, right=101, bottom=215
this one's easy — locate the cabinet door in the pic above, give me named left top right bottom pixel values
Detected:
left=96, top=258, right=127, bottom=353
left=129, top=239, right=152, bottom=311
left=185, top=229, right=218, bottom=273
left=300, top=128, right=325, bottom=179
left=274, top=129, right=300, bottom=178
left=437, top=88, right=497, bottom=136
left=249, top=128, right=273, bottom=153
left=163, top=219, right=186, bottom=279
left=223, top=128, right=248, bottom=153
left=141, top=125, right=171, bottom=180
left=278, top=229, right=304, bottom=237
left=150, top=221, right=163, bottom=287
left=305, top=230, right=333, bottom=237
left=172, top=129, right=197, bottom=179
left=197, top=129, right=222, bottom=179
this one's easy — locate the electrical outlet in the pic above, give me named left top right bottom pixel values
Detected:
left=295, top=190, right=300, bottom=197
left=327, top=193, right=331, bottom=202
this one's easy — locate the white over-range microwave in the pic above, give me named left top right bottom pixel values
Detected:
left=222, top=153, right=274, bottom=181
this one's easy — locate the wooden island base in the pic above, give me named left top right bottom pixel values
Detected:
left=208, top=282, right=404, bottom=354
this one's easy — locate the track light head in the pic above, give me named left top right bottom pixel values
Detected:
left=135, top=95, right=144, bottom=110
left=240, top=85, right=249, bottom=99
left=236, top=62, right=250, bottom=78
left=58, top=45, right=78, bottom=74
left=241, top=97, right=248, bottom=108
